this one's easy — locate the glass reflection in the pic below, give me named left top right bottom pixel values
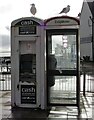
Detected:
left=47, top=31, right=77, bottom=105
left=48, top=34, right=76, bottom=70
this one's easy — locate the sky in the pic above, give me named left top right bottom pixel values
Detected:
left=0, top=0, right=84, bottom=56
left=0, top=0, right=84, bottom=35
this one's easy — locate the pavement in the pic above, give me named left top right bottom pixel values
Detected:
left=0, top=91, right=94, bottom=119
left=0, top=62, right=94, bottom=120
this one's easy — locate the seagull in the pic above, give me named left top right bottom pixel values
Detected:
left=77, top=12, right=81, bottom=17
left=59, top=5, right=70, bottom=14
left=30, top=3, right=37, bottom=15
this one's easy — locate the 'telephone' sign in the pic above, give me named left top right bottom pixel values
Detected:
left=45, top=18, right=79, bottom=26
left=55, top=20, right=70, bottom=24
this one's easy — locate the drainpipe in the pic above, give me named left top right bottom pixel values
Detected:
left=92, top=18, right=94, bottom=61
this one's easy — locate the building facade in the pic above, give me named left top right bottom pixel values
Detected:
left=80, top=0, right=94, bottom=61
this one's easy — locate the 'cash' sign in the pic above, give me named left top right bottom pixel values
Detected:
left=21, top=85, right=36, bottom=104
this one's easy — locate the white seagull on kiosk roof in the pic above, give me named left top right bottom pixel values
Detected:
left=30, top=3, right=37, bottom=15
left=59, top=5, right=70, bottom=14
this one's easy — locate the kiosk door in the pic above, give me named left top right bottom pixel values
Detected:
left=46, top=29, right=79, bottom=106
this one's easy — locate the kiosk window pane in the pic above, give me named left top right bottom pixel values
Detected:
left=48, top=34, right=77, bottom=70
left=48, top=76, right=76, bottom=104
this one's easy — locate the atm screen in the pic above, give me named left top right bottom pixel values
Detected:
left=21, top=61, right=32, bottom=73
left=20, top=54, right=36, bottom=73
left=19, top=54, right=36, bottom=82
left=20, top=54, right=32, bottom=73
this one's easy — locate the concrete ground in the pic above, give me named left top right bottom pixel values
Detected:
left=0, top=91, right=94, bottom=120
left=0, top=62, right=94, bottom=120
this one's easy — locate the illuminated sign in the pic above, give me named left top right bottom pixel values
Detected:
left=55, top=20, right=70, bottom=24
left=19, top=26, right=36, bottom=35
left=15, top=19, right=40, bottom=26
left=45, top=18, right=79, bottom=26
left=21, top=20, right=33, bottom=26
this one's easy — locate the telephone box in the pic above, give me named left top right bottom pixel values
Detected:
left=44, top=16, right=80, bottom=111
left=11, top=16, right=80, bottom=111
left=11, top=17, right=45, bottom=109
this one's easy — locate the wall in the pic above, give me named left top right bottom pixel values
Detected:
left=80, top=1, right=93, bottom=60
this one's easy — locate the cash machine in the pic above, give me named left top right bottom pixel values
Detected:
left=11, top=17, right=45, bottom=109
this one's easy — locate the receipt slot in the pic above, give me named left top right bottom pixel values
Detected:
left=11, top=17, right=45, bottom=109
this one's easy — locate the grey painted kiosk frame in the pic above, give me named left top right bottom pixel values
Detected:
left=11, top=16, right=80, bottom=113
left=11, top=17, right=45, bottom=109
left=44, top=16, right=80, bottom=113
